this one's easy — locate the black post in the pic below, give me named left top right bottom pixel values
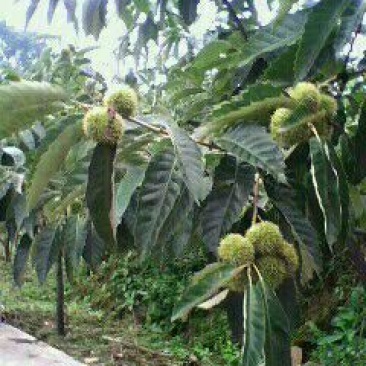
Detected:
left=56, top=252, right=66, bottom=336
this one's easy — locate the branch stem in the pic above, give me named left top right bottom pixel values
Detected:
left=251, top=173, right=260, bottom=225
left=222, top=0, right=248, bottom=40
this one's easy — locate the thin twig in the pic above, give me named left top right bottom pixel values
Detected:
left=222, top=0, right=248, bottom=40
left=102, top=336, right=174, bottom=359
left=251, top=172, right=260, bottom=225
left=75, top=100, right=223, bottom=151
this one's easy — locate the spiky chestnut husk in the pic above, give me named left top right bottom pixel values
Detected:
left=289, top=82, right=321, bottom=112
left=218, top=234, right=255, bottom=266
left=104, top=87, right=138, bottom=118
left=245, top=222, right=284, bottom=256
left=271, top=109, right=330, bottom=147
left=270, top=107, right=293, bottom=145
left=256, top=256, right=288, bottom=289
left=320, top=94, right=337, bottom=117
left=280, top=241, right=299, bottom=275
left=83, top=106, right=124, bottom=145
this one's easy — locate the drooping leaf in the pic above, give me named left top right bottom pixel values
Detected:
left=265, top=179, right=321, bottom=283
left=134, top=148, right=182, bottom=256
left=6, top=192, right=27, bottom=230
left=201, top=157, right=255, bottom=252
left=115, top=166, right=146, bottom=224
left=327, top=144, right=350, bottom=245
left=86, top=143, right=117, bottom=251
left=310, top=138, right=342, bottom=250
left=25, top=0, right=41, bottom=28
left=64, top=215, right=87, bottom=282
left=165, top=123, right=206, bottom=203
left=242, top=273, right=266, bottom=366
left=13, top=234, right=32, bottom=287
left=333, top=0, right=366, bottom=55
left=2, top=147, right=26, bottom=168
left=32, top=225, right=61, bottom=284
left=275, top=0, right=298, bottom=25
left=263, top=45, right=297, bottom=85
left=237, top=12, right=307, bottom=69
left=27, top=122, right=83, bottom=212
left=0, top=81, right=67, bottom=138
left=82, top=220, right=105, bottom=270
left=171, top=262, right=241, bottom=322
left=47, top=0, right=60, bottom=23
left=63, top=0, right=78, bottom=30
left=216, top=126, right=286, bottom=182
left=155, top=185, right=194, bottom=258
left=198, top=289, right=229, bottom=310
left=193, top=40, right=236, bottom=70
left=257, top=278, right=291, bottom=366
left=178, top=0, right=199, bottom=26
left=82, top=0, right=108, bottom=39
left=295, top=0, right=349, bottom=80
left=353, top=101, right=366, bottom=183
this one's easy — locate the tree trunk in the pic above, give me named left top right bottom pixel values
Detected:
left=4, top=238, right=11, bottom=262
left=56, top=252, right=66, bottom=336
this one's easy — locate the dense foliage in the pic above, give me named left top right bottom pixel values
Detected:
left=0, top=1, right=365, bottom=365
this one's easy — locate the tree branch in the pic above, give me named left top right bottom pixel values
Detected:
left=251, top=172, right=260, bottom=224
left=222, top=0, right=248, bottom=40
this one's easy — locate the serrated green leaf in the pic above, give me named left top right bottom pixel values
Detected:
left=82, top=0, right=108, bottom=39
left=354, top=101, right=366, bottom=183
left=264, top=179, right=321, bottom=283
left=64, top=215, right=87, bottom=283
left=237, top=12, right=307, bottom=69
left=274, top=0, right=298, bottom=25
left=155, top=185, right=194, bottom=258
left=263, top=45, right=297, bottom=84
left=201, top=157, right=255, bottom=252
left=193, top=40, right=236, bottom=70
left=134, top=148, right=182, bottom=256
left=116, top=166, right=146, bottom=224
left=334, top=0, right=366, bottom=55
left=63, top=0, right=78, bottom=30
left=32, top=226, right=60, bottom=284
left=242, top=273, right=266, bottom=366
left=27, top=122, right=83, bottom=212
left=310, top=138, right=342, bottom=250
left=216, top=126, right=286, bottom=182
left=325, top=144, right=349, bottom=245
left=178, top=0, right=199, bottom=26
left=295, top=0, right=349, bottom=80
left=26, top=0, right=41, bottom=28
left=86, top=143, right=117, bottom=251
left=82, top=220, right=105, bottom=271
left=256, top=276, right=291, bottom=366
left=165, top=123, right=206, bottom=203
left=47, top=0, right=60, bottom=23
left=0, top=81, right=67, bottom=138
left=172, top=262, right=241, bottom=322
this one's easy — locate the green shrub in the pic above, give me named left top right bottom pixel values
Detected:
left=310, top=286, right=366, bottom=366
left=75, top=251, right=208, bottom=328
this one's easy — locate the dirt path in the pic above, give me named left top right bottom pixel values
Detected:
left=0, top=323, right=84, bottom=366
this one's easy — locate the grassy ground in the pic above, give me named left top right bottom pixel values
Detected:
left=0, top=260, right=238, bottom=366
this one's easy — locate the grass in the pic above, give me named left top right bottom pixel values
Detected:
left=0, top=260, right=239, bottom=365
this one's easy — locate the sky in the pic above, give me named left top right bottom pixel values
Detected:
left=0, top=1, right=364, bottom=85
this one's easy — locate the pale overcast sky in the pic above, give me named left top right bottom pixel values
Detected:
left=0, top=1, right=364, bottom=84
